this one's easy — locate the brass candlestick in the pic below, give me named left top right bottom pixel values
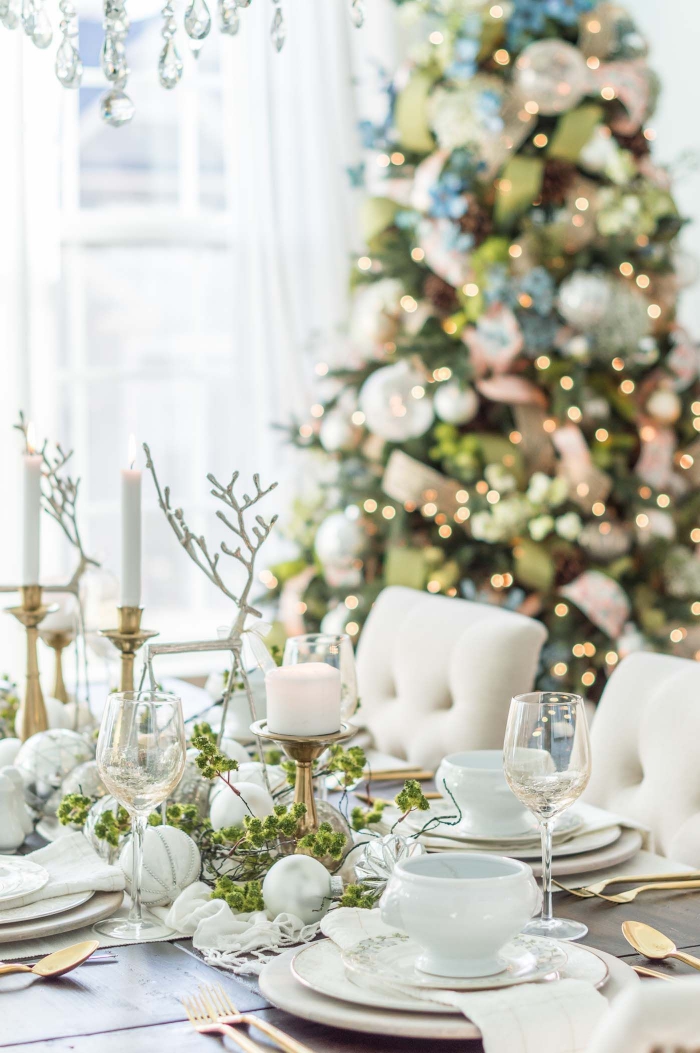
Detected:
left=99, top=607, right=158, bottom=692
left=39, top=630, right=74, bottom=703
left=6, top=586, right=55, bottom=741
left=251, top=719, right=356, bottom=835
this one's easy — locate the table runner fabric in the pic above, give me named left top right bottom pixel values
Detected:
left=321, top=908, right=608, bottom=1053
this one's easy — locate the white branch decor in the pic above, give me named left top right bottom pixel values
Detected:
left=142, top=444, right=279, bottom=787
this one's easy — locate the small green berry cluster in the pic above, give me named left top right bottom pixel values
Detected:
left=190, top=723, right=239, bottom=780
left=57, top=792, right=92, bottom=828
left=210, top=876, right=265, bottom=913
left=148, top=803, right=201, bottom=835
left=94, top=805, right=131, bottom=846
left=297, top=822, right=347, bottom=861
left=395, top=779, right=430, bottom=817
left=339, top=883, right=380, bottom=909
left=350, top=799, right=387, bottom=832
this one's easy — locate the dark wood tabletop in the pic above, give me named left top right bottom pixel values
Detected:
left=4, top=790, right=700, bottom=1051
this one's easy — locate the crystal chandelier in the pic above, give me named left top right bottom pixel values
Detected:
left=0, top=0, right=366, bottom=127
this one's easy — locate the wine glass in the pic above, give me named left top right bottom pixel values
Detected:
left=283, top=633, right=358, bottom=721
left=503, top=691, right=591, bottom=941
left=94, top=690, right=186, bottom=941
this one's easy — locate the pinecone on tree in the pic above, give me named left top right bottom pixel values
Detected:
left=540, top=159, right=577, bottom=207
left=423, top=274, right=458, bottom=315
left=612, top=129, right=651, bottom=159
left=459, top=195, right=492, bottom=245
left=553, top=545, right=588, bottom=588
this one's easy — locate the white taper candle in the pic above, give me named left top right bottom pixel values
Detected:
left=22, top=423, right=42, bottom=586
left=120, top=434, right=142, bottom=608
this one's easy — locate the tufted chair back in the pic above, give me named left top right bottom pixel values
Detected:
left=585, top=651, right=700, bottom=864
left=355, top=586, right=547, bottom=769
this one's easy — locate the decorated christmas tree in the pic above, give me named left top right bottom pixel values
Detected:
left=278, top=0, right=700, bottom=699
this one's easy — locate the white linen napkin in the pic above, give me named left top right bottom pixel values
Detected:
left=321, top=908, right=608, bottom=1053
left=6, top=833, right=125, bottom=907
left=158, top=881, right=319, bottom=975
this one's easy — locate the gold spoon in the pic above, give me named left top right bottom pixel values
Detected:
left=0, top=940, right=100, bottom=979
left=622, top=921, right=700, bottom=971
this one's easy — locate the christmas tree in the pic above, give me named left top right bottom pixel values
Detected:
left=277, top=0, right=700, bottom=699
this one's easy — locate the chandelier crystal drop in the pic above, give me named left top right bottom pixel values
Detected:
left=1, top=0, right=364, bottom=126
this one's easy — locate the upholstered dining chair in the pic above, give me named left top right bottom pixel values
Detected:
left=584, top=651, right=700, bottom=865
left=585, top=976, right=700, bottom=1053
left=354, top=585, right=547, bottom=769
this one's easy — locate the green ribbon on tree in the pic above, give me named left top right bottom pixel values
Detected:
left=361, top=197, right=399, bottom=244
left=547, top=104, right=604, bottom=162
left=514, top=539, right=555, bottom=591
left=494, top=157, right=544, bottom=227
left=385, top=546, right=428, bottom=590
left=395, top=70, right=437, bottom=153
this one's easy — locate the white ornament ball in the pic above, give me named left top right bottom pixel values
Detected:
left=359, top=361, right=434, bottom=442
left=220, top=736, right=250, bottom=766
left=119, top=825, right=201, bottom=906
left=60, top=760, right=106, bottom=800
left=319, top=411, right=359, bottom=454
left=0, top=737, right=21, bottom=767
left=434, top=381, right=479, bottom=424
left=315, top=511, right=365, bottom=568
left=209, top=781, right=274, bottom=831
left=262, top=855, right=334, bottom=925
left=515, top=39, right=588, bottom=115
left=557, top=272, right=611, bottom=330
left=646, top=387, right=682, bottom=425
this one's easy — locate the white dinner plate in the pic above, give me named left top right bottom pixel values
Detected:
left=291, top=938, right=610, bottom=1014
left=0, top=890, right=123, bottom=944
left=422, top=824, right=622, bottom=859
left=341, top=932, right=567, bottom=992
left=0, top=890, right=94, bottom=925
left=260, top=946, right=637, bottom=1041
left=0, top=858, right=49, bottom=910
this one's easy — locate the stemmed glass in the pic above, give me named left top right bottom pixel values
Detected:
left=94, top=690, right=186, bottom=941
left=503, top=691, right=591, bottom=941
left=283, top=633, right=358, bottom=721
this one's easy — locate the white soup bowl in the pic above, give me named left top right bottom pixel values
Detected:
left=436, top=749, right=535, bottom=836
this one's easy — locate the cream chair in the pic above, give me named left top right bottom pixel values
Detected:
left=585, top=651, right=700, bottom=865
left=354, top=586, right=547, bottom=769
left=586, top=977, right=700, bottom=1053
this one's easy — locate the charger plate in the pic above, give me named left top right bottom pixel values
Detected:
left=260, top=945, right=637, bottom=1041
left=0, top=858, right=49, bottom=910
left=342, top=933, right=567, bottom=992
left=0, top=890, right=123, bottom=944
left=423, top=824, right=621, bottom=859
left=291, top=938, right=609, bottom=1014
left=0, top=891, right=94, bottom=926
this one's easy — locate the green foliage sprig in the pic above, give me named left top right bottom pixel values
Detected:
left=57, top=792, right=92, bottom=828
left=339, top=883, right=379, bottom=909
left=394, top=779, right=431, bottom=821
left=191, top=725, right=239, bottom=781
left=351, top=800, right=387, bottom=832
left=211, top=876, right=265, bottom=912
left=95, top=805, right=131, bottom=846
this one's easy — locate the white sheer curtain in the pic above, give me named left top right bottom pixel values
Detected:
left=0, top=0, right=397, bottom=678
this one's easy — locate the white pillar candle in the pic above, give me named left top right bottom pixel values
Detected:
left=265, top=664, right=341, bottom=736
left=22, top=423, right=42, bottom=586
left=120, top=434, right=142, bottom=608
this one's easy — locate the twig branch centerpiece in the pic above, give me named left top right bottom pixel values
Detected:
left=141, top=445, right=279, bottom=792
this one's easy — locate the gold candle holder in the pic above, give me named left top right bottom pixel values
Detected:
left=39, top=630, right=74, bottom=703
left=99, top=607, right=158, bottom=693
left=251, top=719, right=356, bottom=835
left=6, top=586, right=55, bottom=741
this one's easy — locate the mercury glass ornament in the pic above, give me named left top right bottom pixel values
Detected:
left=100, top=90, right=135, bottom=128
left=355, top=834, right=425, bottom=898
left=170, top=747, right=212, bottom=818
left=557, top=271, right=610, bottom=330
left=15, top=729, right=94, bottom=813
left=434, top=381, right=479, bottom=425
left=514, top=39, right=588, bottom=115
left=579, top=521, right=631, bottom=562
left=359, top=361, right=434, bottom=442
left=84, top=795, right=128, bottom=863
left=315, top=511, right=365, bottom=568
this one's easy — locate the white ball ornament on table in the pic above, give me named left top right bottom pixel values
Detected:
left=209, top=781, right=275, bottom=831
left=0, top=737, right=21, bottom=767
left=262, top=855, right=342, bottom=926
left=434, top=381, right=479, bottom=424
left=0, top=772, right=26, bottom=852
left=14, top=728, right=95, bottom=813
left=119, top=825, right=201, bottom=906
left=359, top=360, right=434, bottom=442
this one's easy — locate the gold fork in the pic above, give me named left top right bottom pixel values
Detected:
left=197, top=982, right=314, bottom=1053
left=554, top=871, right=700, bottom=898
left=182, top=990, right=264, bottom=1053
left=557, top=880, right=700, bottom=904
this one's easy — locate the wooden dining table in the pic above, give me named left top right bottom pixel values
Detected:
left=4, top=786, right=700, bottom=1053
